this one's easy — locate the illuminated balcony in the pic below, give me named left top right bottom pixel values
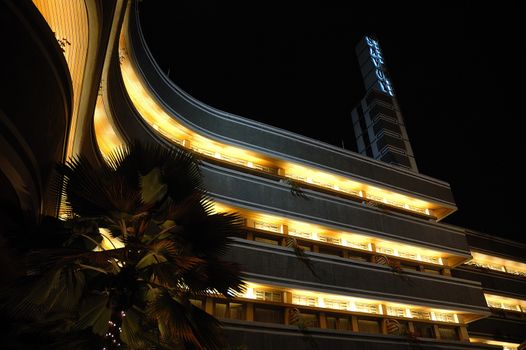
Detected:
left=469, top=339, right=519, bottom=350
left=116, top=46, right=453, bottom=219
left=187, top=281, right=500, bottom=347
left=214, top=202, right=468, bottom=269
left=484, top=293, right=526, bottom=313
left=98, top=6, right=459, bottom=223
left=238, top=281, right=470, bottom=325
left=465, top=251, right=526, bottom=278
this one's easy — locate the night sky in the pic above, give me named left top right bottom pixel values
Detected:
left=139, top=1, right=525, bottom=243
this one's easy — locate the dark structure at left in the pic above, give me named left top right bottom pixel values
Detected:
left=1, top=0, right=72, bottom=225
left=1, top=1, right=525, bottom=349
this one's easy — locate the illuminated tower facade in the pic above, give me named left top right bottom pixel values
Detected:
left=352, top=36, right=418, bottom=172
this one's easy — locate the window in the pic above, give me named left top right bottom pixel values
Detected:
left=189, top=298, right=204, bottom=309
left=254, top=305, right=284, bottom=324
left=346, top=241, right=369, bottom=251
left=213, top=302, right=227, bottom=318
left=421, top=255, right=440, bottom=264
left=254, top=221, right=281, bottom=233
left=298, top=311, right=319, bottom=327
left=413, top=322, right=435, bottom=338
left=435, top=312, right=455, bottom=323
left=357, top=317, right=381, bottom=334
left=213, top=301, right=245, bottom=320
left=288, top=229, right=312, bottom=239
left=255, top=290, right=282, bottom=303
left=400, top=264, right=419, bottom=271
left=324, top=299, right=348, bottom=310
left=326, top=315, right=352, bottom=331
left=292, top=295, right=317, bottom=307
left=348, top=254, right=368, bottom=262
left=411, top=310, right=431, bottom=320
left=438, top=326, right=459, bottom=340
left=487, top=300, right=502, bottom=309
left=355, top=302, right=379, bottom=314
left=254, top=236, right=280, bottom=245
left=399, top=251, right=417, bottom=260
left=319, top=235, right=341, bottom=245
left=319, top=246, right=343, bottom=257
left=376, top=246, right=394, bottom=255
left=387, top=306, right=406, bottom=318
left=229, top=303, right=245, bottom=320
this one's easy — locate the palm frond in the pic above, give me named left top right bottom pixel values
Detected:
left=285, top=237, right=320, bottom=280
left=120, top=307, right=161, bottom=349
left=146, top=289, right=225, bottom=349
left=9, top=265, right=86, bottom=318
left=74, top=293, right=112, bottom=336
left=181, top=259, right=245, bottom=297
left=283, top=178, right=309, bottom=200
left=176, top=211, right=244, bottom=258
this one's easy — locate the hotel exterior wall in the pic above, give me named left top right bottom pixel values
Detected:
left=223, top=321, right=500, bottom=350
left=468, top=316, right=526, bottom=343
left=225, top=240, right=488, bottom=313
left=202, top=165, right=470, bottom=256
left=466, top=231, right=526, bottom=263
left=124, top=6, right=456, bottom=208
left=106, top=60, right=470, bottom=258
left=452, top=268, right=526, bottom=298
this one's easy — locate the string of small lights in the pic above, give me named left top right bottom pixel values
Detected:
left=102, top=310, right=126, bottom=350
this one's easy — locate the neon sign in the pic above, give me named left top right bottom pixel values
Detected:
left=365, top=36, right=395, bottom=97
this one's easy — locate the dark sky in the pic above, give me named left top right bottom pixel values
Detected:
left=139, top=1, right=525, bottom=243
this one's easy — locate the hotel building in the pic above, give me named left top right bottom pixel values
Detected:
left=1, top=0, right=524, bottom=349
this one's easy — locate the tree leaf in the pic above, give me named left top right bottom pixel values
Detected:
left=136, top=252, right=168, bottom=269
left=140, top=167, right=168, bottom=205
left=75, top=293, right=112, bottom=336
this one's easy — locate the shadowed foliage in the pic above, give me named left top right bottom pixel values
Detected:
left=1, top=143, right=245, bottom=349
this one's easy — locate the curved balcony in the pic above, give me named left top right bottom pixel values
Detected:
left=223, top=320, right=500, bottom=350
left=114, top=1, right=457, bottom=221
left=105, top=4, right=471, bottom=265
left=225, top=239, right=489, bottom=318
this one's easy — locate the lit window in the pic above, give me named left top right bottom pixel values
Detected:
left=292, top=295, right=317, bottom=307
left=355, top=302, right=379, bottom=314
left=411, top=310, right=431, bottom=320
left=387, top=306, right=406, bottom=317
left=288, top=229, right=312, bottom=239
left=254, top=221, right=281, bottom=233
left=324, top=299, right=348, bottom=310
left=319, top=235, right=341, bottom=245
left=255, top=290, right=282, bottom=303
left=435, top=312, right=455, bottom=323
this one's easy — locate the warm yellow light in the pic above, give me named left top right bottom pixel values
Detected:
left=467, top=251, right=526, bottom=277
left=240, top=282, right=467, bottom=323
left=32, top=0, right=89, bottom=160
left=93, top=95, right=124, bottom=160
left=469, top=338, right=519, bottom=350
left=214, top=202, right=450, bottom=266
left=484, top=293, right=526, bottom=313
left=118, top=22, right=456, bottom=220
left=95, top=228, right=125, bottom=251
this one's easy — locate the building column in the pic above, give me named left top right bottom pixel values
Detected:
left=458, top=326, right=470, bottom=342
left=246, top=303, right=254, bottom=321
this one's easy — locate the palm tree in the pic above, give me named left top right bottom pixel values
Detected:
left=2, top=143, right=245, bottom=349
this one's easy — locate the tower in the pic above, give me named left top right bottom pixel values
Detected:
left=352, top=36, right=418, bottom=172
